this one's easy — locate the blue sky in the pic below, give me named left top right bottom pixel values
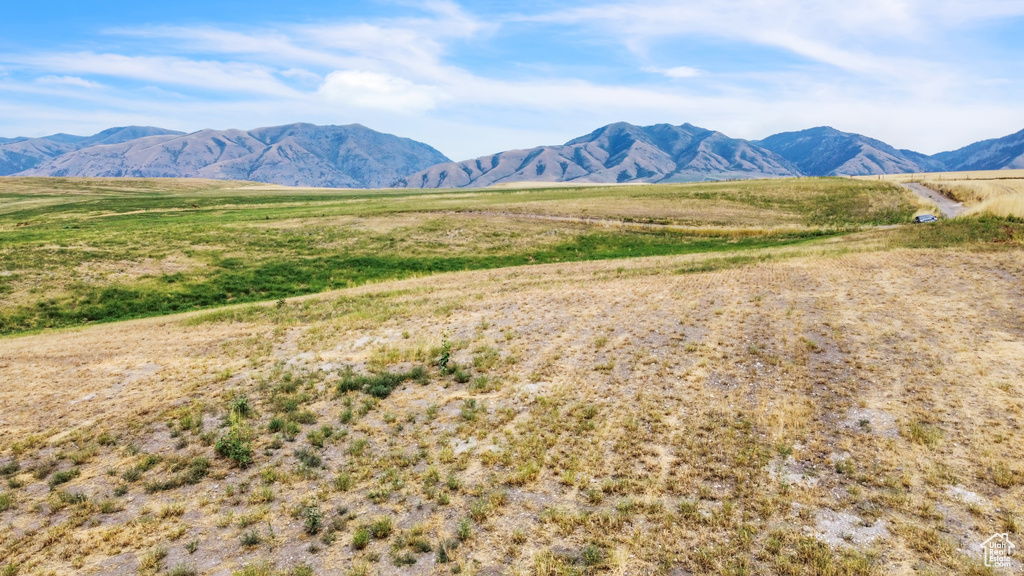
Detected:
left=1, top=1, right=1022, bottom=160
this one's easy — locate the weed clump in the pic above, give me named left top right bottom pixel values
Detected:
left=48, top=468, right=80, bottom=489
left=303, top=505, right=324, bottom=535
left=904, top=420, right=943, bottom=448
left=294, top=448, right=322, bottom=469
left=144, top=457, right=210, bottom=493
left=369, top=516, right=394, bottom=539
left=337, top=366, right=429, bottom=399
left=216, top=425, right=255, bottom=467
left=0, top=492, right=13, bottom=513
left=352, top=527, right=370, bottom=550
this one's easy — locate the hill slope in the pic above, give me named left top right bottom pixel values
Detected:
left=0, top=127, right=183, bottom=175
left=931, top=128, right=1024, bottom=171
left=396, top=122, right=799, bottom=188
left=754, top=126, right=926, bottom=176
left=17, top=123, right=450, bottom=188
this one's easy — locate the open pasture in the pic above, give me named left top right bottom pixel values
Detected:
left=0, top=177, right=914, bottom=335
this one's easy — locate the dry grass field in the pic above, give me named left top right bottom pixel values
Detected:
left=865, top=170, right=1024, bottom=218
left=1, top=178, right=1023, bottom=576
left=1, top=237, right=1023, bottom=576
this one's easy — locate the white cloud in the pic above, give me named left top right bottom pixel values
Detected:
left=35, top=75, right=105, bottom=89
left=318, top=70, right=444, bottom=112
left=11, top=53, right=300, bottom=97
left=643, top=66, right=702, bottom=79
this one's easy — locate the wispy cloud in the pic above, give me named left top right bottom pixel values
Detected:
left=643, top=66, right=702, bottom=79
left=10, top=53, right=300, bottom=97
left=35, top=75, right=105, bottom=89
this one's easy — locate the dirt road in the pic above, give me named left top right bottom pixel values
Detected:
left=900, top=182, right=968, bottom=218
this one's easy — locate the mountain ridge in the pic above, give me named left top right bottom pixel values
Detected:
left=5, top=122, right=1023, bottom=188
left=12, top=123, right=450, bottom=188
left=395, top=122, right=800, bottom=189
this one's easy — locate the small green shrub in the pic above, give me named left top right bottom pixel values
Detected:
left=230, top=395, right=253, bottom=418
left=582, top=544, right=605, bottom=566
left=32, top=460, right=58, bottom=480
left=295, top=448, right=322, bottom=469
left=369, top=517, right=393, bottom=539
left=144, top=457, right=210, bottom=492
left=460, top=399, right=481, bottom=421
left=303, top=505, right=324, bottom=535
left=334, top=472, right=353, bottom=492
left=307, top=425, right=334, bottom=448
left=392, top=552, right=416, bottom=566
left=436, top=338, right=452, bottom=370
left=48, top=468, right=80, bottom=489
left=240, top=529, right=262, bottom=547
left=167, top=564, right=198, bottom=576
left=349, top=439, right=368, bottom=457
left=216, top=425, right=254, bottom=467
left=138, top=546, right=167, bottom=574
left=291, top=410, right=318, bottom=425
left=352, top=527, right=370, bottom=550
left=472, top=346, right=500, bottom=371
left=453, top=367, right=471, bottom=384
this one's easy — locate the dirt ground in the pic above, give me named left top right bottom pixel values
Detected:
left=1, top=247, right=1022, bottom=575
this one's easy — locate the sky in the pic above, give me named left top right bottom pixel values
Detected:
left=0, top=0, right=1022, bottom=160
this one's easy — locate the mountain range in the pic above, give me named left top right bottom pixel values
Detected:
left=6, top=124, right=449, bottom=188
left=3, top=122, right=1023, bottom=188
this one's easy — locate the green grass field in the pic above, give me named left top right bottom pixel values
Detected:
left=0, top=176, right=1016, bottom=335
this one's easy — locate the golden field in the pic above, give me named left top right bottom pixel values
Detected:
left=864, top=170, right=1024, bottom=218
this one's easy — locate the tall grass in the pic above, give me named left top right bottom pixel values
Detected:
left=972, top=193, right=1024, bottom=218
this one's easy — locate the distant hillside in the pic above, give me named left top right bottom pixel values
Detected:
left=0, top=127, right=183, bottom=175
left=396, top=122, right=799, bottom=188
left=15, top=124, right=450, bottom=188
left=754, top=126, right=924, bottom=176
left=930, top=128, right=1024, bottom=171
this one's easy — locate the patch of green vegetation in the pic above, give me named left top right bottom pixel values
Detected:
left=143, top=457, right=210, bottom=492
left=337, top=366, right=429, bottom=398
left=47, top=468, right=80, bottom=489
left=216, top=425, right=255, bottom=468
left=0, top=177, right=907, bottom=335
left=888, top=214, right=1024, bottom=249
